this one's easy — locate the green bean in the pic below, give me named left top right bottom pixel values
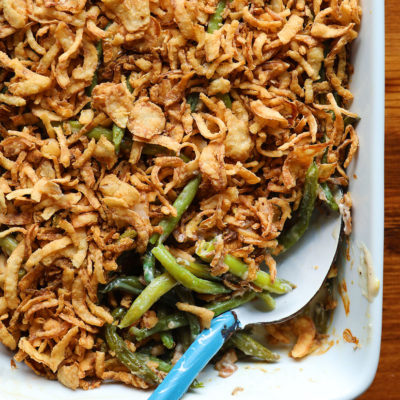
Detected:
left=160, top=331, right=175, bottom=349
left=256, top=292, right=276, bottom=310
left=135, top=352, right=172, bottom=373
left=177, top=287, right=201, bottom=342
left=191, top=379, right=204, bottom=389
left=0, top=234, right=18, bottom=256
left=105, top=318, right=160, bottom=384
left=313, top=302, right=331, bottom=334
left=119, top=228, right=137, bottom=240
left=217, top=93, right=232, bottom=108
left=150, top=176, right=201, bottom=245
left=112, top=124, right=125, bottom=154
left=178, top=259, right=218, bottom=281
left=326, top=110, right=336, bottom=121
left=129, top=313, right=188, bottom=341
left=333, top=91, right=342, bottom=107
left=179, top=153, right=191, bottom=163
left=120, top=136, right=133, bottom=156
left=142, top=144, right=174, bottom=157
left=187, top=92, right=200, bottom=113
left=86, top=126, right=113, bottom=142
left=142, top=144, right=191, bottom=164
left=224, top=254, right=291, bottom=294
left=86, top=70, right=98, bottom=97
left=343, top=115, right=361, bottom=128
left=278, top=161, right=319, bottom=252
left=152, top=245, right=230, bottom=295
left=142, top=251, right=156, bottom=285
left=18, top=268, right=26, bottom=280
left=100, top=276, right=144, bottom=296
left=229, top=332, right=279, bottom=362
left=119, top=272, right=177, bottom=328
left=324, top=108, right=360, bottom=128
left=125, top=75, right=133, bottom=93
left=68, top=121, right=83, bottom=134
left=320, top=182, right=339, bottom=211
left=177, top=326, right=191, bottom=351
left=196, top=242, right=292, bottom=294
left=206, top=292, right=256, bottom=316
left=156, top=306, right=176, bottom=349
left=317, top=41, right=331, bottom=83
left=207, top=0, right=226, bottom=33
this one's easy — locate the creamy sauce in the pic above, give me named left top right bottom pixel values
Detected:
left=338, top=278, right=350, bottom=316
left=343, top=328, right=360, bottom=349
left=358, top=243, right=380, bottom=302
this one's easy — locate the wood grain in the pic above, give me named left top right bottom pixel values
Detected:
left=359, top=2, right=400, bottom=399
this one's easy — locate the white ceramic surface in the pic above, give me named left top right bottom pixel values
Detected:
left=0, top=0, right=384, bottom=399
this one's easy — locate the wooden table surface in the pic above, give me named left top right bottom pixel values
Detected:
left=359, top=2, right=400, bottom=399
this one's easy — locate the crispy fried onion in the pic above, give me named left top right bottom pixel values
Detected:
left=176, top=302, right=214, bottom=329
left=0, top=52, right=51, bottom=96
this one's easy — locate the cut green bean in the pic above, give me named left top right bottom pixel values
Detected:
left=217, top=93, right=232, bottom=108
left=343, top=115, right=361, bottom=128
left=86, top=71, right=98, bottom=97
left=178, top=259, right=219, bottom=281
left=86, top=126, right=113, bottom=142
left=179, top=153, right=191, bottom=163
left=125, top=75, right=133, bottom=93
left=256, top=292, right=276, bottom=310
left=320, top=182, right=339, bottom=211
left=150, top=176, right=201, bottom=245
left=142, top=251, right=156, bottom=285
left=112, top=124, right=125, bottom=154
left=333, top=91, right=342, bottom=107
left=129, top=313, right=188, bottom=341
left=190, top=379, right=204, bottom=389
left=152, top=245, right=230, bottom=295
left=142, top=144, right=174, bottom=157
left=326, top=110, right=336, bottom=121
left=177, top=326, right=191, bottom=351
left=135, top=352, right=172, bottom=373
left=120, top=135, right=133, bottom=156
left=207, top=0, right=226, bottom=33
left=229, top=331, right=279, bottom=362
left=68, top=121, right=83, bottom=134
left=157, top=304, right=175, bottom=350
left=0, top=234, right=18, bottom=256
left=142, top=143, right=190, bottom=163
left=196, top=242, right=292, bottom=294
left=160, top=331, right=175, bottom=349
left=206, top=292, right=256, bottom=316
left=225, top=254, right=291, bottom=294
left=313, top=302, right=331, bottom=334
left=119, top=228, right=137, bottom=240
left=187, top=92, right=200, bottom=112
left=18, top=268, right=26, bottom=280
left=119, top=272, right=177, bottom=328
left=105, top=310, right=160, bottom=384
left=278, top=161, right=319, bottom=252
left=100, top=276, right=144, bottom=296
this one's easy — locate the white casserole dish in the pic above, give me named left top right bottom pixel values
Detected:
left=0, top=0, right=384, bottom=399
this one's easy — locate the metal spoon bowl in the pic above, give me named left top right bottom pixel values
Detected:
left=149, top=208, right=342, bottom=400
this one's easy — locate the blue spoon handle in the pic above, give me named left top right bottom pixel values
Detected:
left=148, top=311, right=241, bottom=400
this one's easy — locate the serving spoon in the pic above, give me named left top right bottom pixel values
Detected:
left=148, top=208, right=342, bottom=400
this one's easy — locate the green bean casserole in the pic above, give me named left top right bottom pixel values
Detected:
left=0, top=0, right=361, bottom=391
